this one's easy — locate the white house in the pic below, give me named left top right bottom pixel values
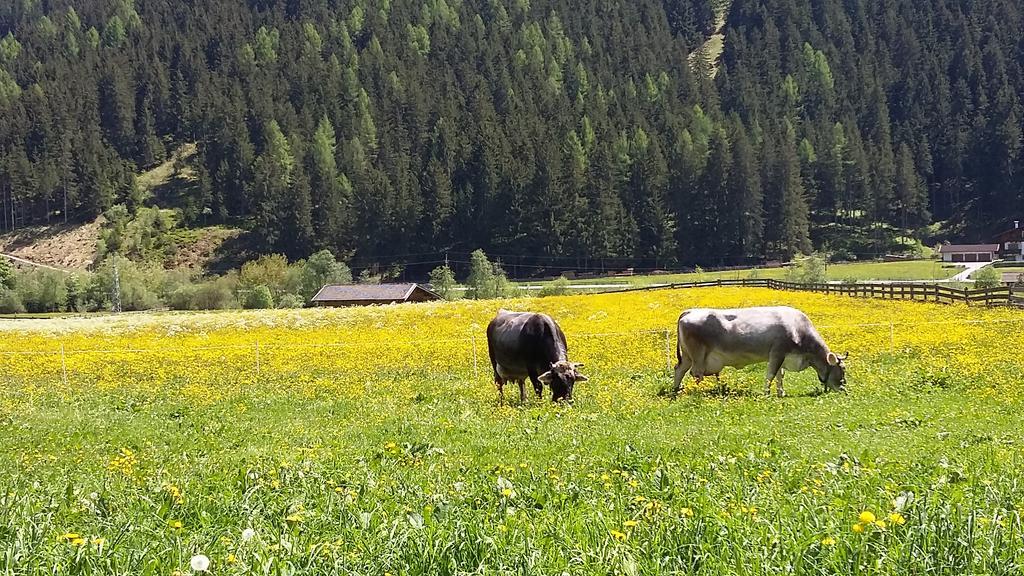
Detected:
left=938, top=244, right=999, bottom=263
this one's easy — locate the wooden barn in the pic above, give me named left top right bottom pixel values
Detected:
left=310, top=283, right=442, bottom=307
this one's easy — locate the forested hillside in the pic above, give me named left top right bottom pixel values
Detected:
left=0, top=0, right=1020, bottom=271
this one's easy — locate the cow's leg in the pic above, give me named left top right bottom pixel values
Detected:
left=765, top=351, right=785, bottom=397
left=776, top=369, right=786, bottom=398
left=672, top=352, right=692, bottom=396
left=527, top=367, right=543, bottom=399
left=493, top=364, right=505, bottom=405
left=518, top=379, right=527, bottom=404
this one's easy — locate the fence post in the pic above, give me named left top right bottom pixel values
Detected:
left=255, top=340, right=261, bottom=376
left=60, top=343, right=68, bottom=387
left=471, top=334, right=479, bottom=380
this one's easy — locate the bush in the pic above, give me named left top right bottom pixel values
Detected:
left=428, top=264, right=459, bottom=300
left=786, top=253, right=828, bottom=284
left=16, top=269, right=69, bottom=313
left=538, top=276, right=573, bottom=297
left=193, top=275, right=238, bottom=309
left=88, top=256, right=162, bottom=311
left=166, top=285, right=199, bottom=310
left=297, top=250, right=352, bottom=299
left=0, top=289, right=25, bottom=314
left=973, top=266, right=1001, bottom=289
left=244, top=285, right=274, bottom=309
left=277, top=293, right=306, bottom=308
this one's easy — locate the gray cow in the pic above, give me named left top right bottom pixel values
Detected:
left=486, top=309, right=588, bottom=403
left=672, top=306, right=847, bottom=397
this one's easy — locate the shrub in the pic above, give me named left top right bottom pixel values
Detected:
left=193, top=275, right=238, bottom=309
left=786, top=253, right=828, bottom=284
left=0, top=289, right=25, bottom=314
left=277, top=293, right=306, bottom=308
left=244, top=285, right=274, bottom=309
left=298, top=250, right=352, bottom=299
left=973, top=266, right=1001, bottom=289
left=428, top=264, right=459, bottom=300
left=16, top=269, right=69, bottom=313
left=539, top=276, right=573, bottom=297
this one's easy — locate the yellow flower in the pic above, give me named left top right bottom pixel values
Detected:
left=285, top=513, right=303, bottom=523
left=169, top=520, right=183, bottom=529
left=500, top=488, right=513, bottom=497
left=888, top=512, right=906, bottom=525
left=91, top=537, right=105, bottom=546
left=681, top=507, right=694, bottom=518
left=852, top=523, right=865, bottom=533
left=59, top=532, right=81, bottom=541
left=858, top=511, right=876, bottom=524
left=874, top=520, right=887, bottom=529
left=609, top=529, right=627, bottom=541
left=623, top=520, right=639, bottom=528
left=70, top=537, right=86, bottom=546
left=226, top=553, right=237, bottom=564
left=821, top=536, right=836, bottom=546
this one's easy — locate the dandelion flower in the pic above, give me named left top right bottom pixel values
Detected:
left=821, top=536, right=836, bottom=546
left=609, top=529, right=627, bottom=541
left=852, top=523, right=865, bottom=533
left=190, top=554, right=211, bottom=572
left=226, top=553, right=237, bottom=564
left=858, top=511, right=876, bottom=524
left=624, top=520, right=639, bottom=528
left=241, top=528, right=256, bottom=541
left=874, top=520, right=887, bottom=529
left=888, top=512, right=906, bottom=526
left=681, top=507, right=694, bottom=518
left=285, top=513, right=303, bottom=523
left=169, top=520, right=183, bottom=529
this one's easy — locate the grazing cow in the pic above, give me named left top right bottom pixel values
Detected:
left=672, top=306, right=847, bottom=397
left=486, top=309, right=588, bottom=403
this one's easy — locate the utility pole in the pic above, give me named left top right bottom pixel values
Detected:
left=112, top=262, right=122, bottom=313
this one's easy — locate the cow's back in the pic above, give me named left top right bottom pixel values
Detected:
left=679, top=306, right=806, bottom=356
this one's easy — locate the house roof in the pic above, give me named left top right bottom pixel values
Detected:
left=938, top=244, right=999, bottom=253
left=310, top=283, right=440, bottom=302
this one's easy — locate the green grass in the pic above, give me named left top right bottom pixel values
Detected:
left=2, top=291, right=1023, bottom=574
left=539, top=260, right=963, bottom=288
left=3, top=369, right=1023, bottom=573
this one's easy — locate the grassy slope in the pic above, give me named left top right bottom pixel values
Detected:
left=1, top=289, right=1022, bottom=573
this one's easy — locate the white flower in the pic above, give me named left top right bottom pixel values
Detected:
left=190, top=554, right=210, bottom=572
left=241, top=528, right=256, bottom=542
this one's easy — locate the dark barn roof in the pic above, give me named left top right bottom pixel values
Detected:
left=310, top=283, right=442, bottom=306
left=938, top=244, right=999, bottom=253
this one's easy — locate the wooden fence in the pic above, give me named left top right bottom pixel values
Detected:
left=605, top=278, right=1022, bottom=307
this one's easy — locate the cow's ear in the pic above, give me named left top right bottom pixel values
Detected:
left=572, top=362, right=585, bottom=368
left=538, top=371, right=554, bottom=384
left=827, top=352, right=839, bottom=366
left=575, top=373, right=589, bottom=382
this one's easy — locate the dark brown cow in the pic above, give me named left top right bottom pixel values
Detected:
left=486, top=309, right=588, bottom=403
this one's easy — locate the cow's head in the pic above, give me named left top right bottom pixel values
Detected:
left=539, top=361, right=588, bottom=402
left=822, top=352, right=849, bottom=392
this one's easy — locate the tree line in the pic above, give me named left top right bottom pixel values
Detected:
left=0, top=0, right=1020, bottom=273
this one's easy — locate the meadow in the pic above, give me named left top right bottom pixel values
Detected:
left=533, top=260, right=964, bottom=288
left=1, top=288, right=1024, bottom=575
